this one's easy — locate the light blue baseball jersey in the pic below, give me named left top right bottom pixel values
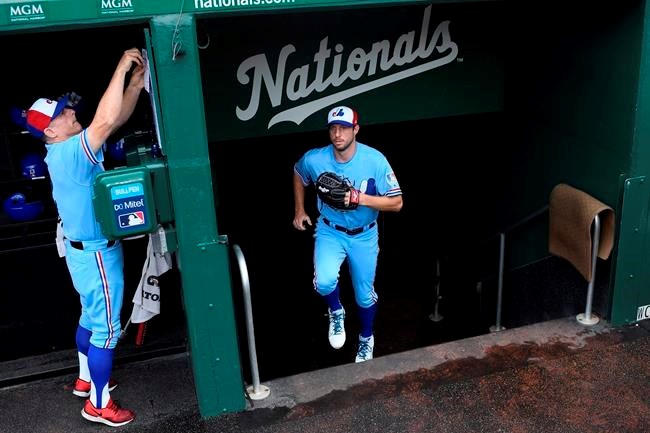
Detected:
left=45, top=129, right=124, bottom=350
left=294, top=142, right=402, bottom=228
left=45, top=129, right=106, bottom=241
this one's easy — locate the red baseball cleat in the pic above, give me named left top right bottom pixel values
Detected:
left=81, top=398, right=135, bottom=427
left=72, top=377, right=118, bottom=398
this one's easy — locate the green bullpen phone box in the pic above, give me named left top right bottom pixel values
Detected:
left=93, top=167, right=156, bottom=240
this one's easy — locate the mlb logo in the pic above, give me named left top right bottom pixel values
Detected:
left=119, top=211, right=145, bottom=228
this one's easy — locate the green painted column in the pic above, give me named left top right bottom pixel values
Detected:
left=610, top=1, right=650, bottom=326
left=149, top=14, right=245, bottom=415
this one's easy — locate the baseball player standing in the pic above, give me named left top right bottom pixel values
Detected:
left=24, top=48, right=145, bottom=427
left=292, top=106, right=403, bottom=363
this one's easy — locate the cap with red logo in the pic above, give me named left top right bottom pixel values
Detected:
left=327, top=106, right=358, bottom=128
left=25, top=95, right=69, bottom=138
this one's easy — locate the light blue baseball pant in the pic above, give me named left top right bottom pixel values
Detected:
left=313, top=220, right=379, bottom=308
left=65, top=239, right=124, bottom=349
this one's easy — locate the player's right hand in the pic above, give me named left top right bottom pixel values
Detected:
left=118, top=48, right=144, bottom=75
left=293, top=214, right=312, bottom=231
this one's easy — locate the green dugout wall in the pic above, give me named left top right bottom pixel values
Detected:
left=504, top=2, right=650, bottom=326
left=2, top=0, right=650, bottom=418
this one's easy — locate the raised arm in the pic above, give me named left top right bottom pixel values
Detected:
left=86, top=48, right=144, bottom=154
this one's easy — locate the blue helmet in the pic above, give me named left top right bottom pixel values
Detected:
left=20, top=153, right=47, bottom=179
left=3, top=192, right=44, bottom=222
left=104, top=137, right=126, bottom=162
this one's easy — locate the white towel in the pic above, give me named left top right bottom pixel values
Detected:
left=56, top=217, right=65, bottom=258
left=131, top=231, right=172, bottom=324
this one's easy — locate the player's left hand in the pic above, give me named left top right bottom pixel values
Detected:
left=129, top=64, right=145, bottom=90
left=316, top=172, right=359, bottom=210
left=347, top=189, right=360, bottom=208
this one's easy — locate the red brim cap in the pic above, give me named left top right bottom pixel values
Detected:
left=25, top=95, right=69, bottom=138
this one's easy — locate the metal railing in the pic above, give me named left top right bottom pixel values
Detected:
left=486, top=203, right=603, bottom=331
left=487, top=205, right=549, bottom=332
left=576, top=214, right=601, bottom=325
left=428, top=258, right=444, bottom=322
left=232, top=244, right=270, bottom=400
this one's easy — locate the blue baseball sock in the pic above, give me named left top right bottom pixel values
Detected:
left=76, top=325, right=92, bottom=381
left=322, top=284, right=342, bottom=312
left=76, top=325, right=92, bottom=355
left=88, top=345, right=114, bottom=408
left=358, top=303, right=377, bottom=338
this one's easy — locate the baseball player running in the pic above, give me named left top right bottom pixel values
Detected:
left=292, top=105, right=403, bottom=363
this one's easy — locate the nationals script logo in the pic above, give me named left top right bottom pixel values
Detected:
left=235, top=5, right=458, bottom=128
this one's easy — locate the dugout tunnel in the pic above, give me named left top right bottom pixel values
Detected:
left=2, top=0, right=650, bottom=419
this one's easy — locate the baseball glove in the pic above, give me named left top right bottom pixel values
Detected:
left=315, top=171, right=359, bottom=210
